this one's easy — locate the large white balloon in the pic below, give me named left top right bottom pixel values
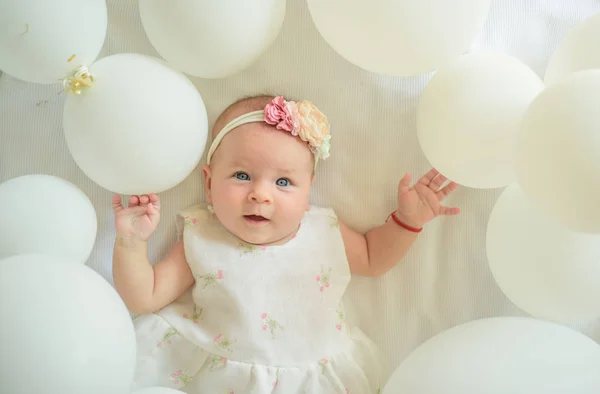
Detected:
left=306, top=0, right=491, bottom=76
left=0, top=174, right=97, bottom=263
left=516, top=70, right=600, bottom=233
left=487, top=184, right=600, bottom=323
left=417, top=52, right=544, bottom=188
left=0, top=0, right=107, bottom=84
left=0, top=254, right=136, bottom=394
left=545, top=11, right=600, bottom=85
left=383, top=317, right=600, bottom=394
left=63, top=53, right=208, bottom=195
left=139, top=0, right=286, bottom=79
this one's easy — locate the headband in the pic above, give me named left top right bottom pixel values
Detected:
left=206, top=96, right=331, bottom=168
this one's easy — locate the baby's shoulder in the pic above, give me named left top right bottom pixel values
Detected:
left=306, top=205, right=338, bottom=218
left=304, top=205, right=341, bottom=231
left=175, top=203, right=216, bottom=237
left=177, top=203, right=210, bottom=218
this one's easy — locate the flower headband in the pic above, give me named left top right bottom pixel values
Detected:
left=206, top=96, right=331, bottom=167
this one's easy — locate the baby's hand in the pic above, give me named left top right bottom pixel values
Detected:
left=394, top=169, right=460, bottom=229
left=112, top=194, right=161, bottom=241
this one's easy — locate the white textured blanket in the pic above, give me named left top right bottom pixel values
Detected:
left=1, top=0, right=599, bottom=370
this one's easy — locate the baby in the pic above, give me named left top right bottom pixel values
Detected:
left=112, top=95, right=460, bottom=393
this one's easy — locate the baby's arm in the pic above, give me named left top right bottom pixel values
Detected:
left=112, top=194, right=194, bottom=314
left=339, top=219, right=419, bottom=277
left=113, top=239, right=194, bottom=314
left=339, top=169, right=460, bottom=277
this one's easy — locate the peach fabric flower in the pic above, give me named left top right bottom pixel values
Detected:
left=263, top=96, right=331, bottom=160
left=296, top=101, right=330, bottom=146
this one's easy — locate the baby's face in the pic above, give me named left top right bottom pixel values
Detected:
left=203, top=122, right=314, bottom=245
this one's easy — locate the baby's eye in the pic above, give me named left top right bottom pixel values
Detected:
left=235, top=172, right=250, bottom=181
left=276, top=178, right=290, bottom=187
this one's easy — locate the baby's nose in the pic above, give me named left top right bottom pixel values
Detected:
left=249, top=184, right=272, bottom=203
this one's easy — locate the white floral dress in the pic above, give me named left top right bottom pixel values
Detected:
left=133, top=205, right=387, bottom=393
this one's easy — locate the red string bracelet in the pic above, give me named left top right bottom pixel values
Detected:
left=386, top=211, right=423, bottom=233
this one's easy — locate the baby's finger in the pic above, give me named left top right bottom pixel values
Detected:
left=149, top=194, right=160, bottom=210
left=139, top=195, right=150, bottom=205
left=129, top=195, right=140, bottom=207
left=111, top=195, right=124, bottom=212
left=418, top=168, right=440, bottom=186
left=429, top=174, right=447, bottom=191
left=146, top=202, right=160, bottom=221
left=397, top=173, right=411, bottom=195
left=439, top=206, right=461, bottom=215
left=436, top=182, right=458, bottom=201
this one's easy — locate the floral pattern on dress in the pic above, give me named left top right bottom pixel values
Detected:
left=208, top=355, right=228, bottom=372
left=156, top=328, right=179, bottom=348
left=272, top=368, right=281, bottom=389
left=261, top=312, right=284, bottom=339
left=328, top=214, right=339, bottom=228
left=183, top=215, right=197, bottom=228
left=335, top=307, right=346, bottom=331
left=183, top=305, right=203, bottom=324
left=197, top=269, right=223, bottom=289
left=316, top=266, right=332, bottom=292
left=318, top=358, right=329, bottom=374
left=239, top=241, right=267, bottom=257
left=214, top=334, right=237, bottom=352
left=170, top=370, right=193, bottom=388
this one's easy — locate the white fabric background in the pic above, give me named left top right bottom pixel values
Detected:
left=1, top=0, right=600, bottom=371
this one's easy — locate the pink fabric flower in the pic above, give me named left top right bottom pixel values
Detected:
left=336, top=324, right=342, bottom=331
left=315, top=275, right=321, bottom=282
left=284, top=101, right=300, bottom=135
left=261, top=312, right=267, bottom=319
left=217, top=270, right=223, bottom=279
left=325, top=282, right=330, bottom=288
left=262, top=324, right=268, bottom=331
left=264, top=96, right=298, bottom=133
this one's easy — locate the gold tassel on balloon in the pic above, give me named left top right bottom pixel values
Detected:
left=63, top=64, right=94, bottom=95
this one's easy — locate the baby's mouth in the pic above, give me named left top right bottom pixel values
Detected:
left=244, top=215, right=269, bottom=222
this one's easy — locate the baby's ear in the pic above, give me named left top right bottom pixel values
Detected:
left=202, top=164, right=213, bottom=203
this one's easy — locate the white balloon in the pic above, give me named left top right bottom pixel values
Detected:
left=63, top=53, right=208, bottom=195
left=516, top=70, right=600, bottom=233
left=545, top=11, right=600, bottom=85
left=306, top=0, right=491, bottom=76
left=0, top=254, right=136, bottom=394
left=0, top=174, right=97, bottom=263
left=383, top=317, right=600, bottom=394
left=134, top=388, right=184, bottom=394
left=139, top=0, right=286, bottom=79
left=417, top=52, right=544, bottom=188
left=0, top=0, right=107, bottom=84
left=487, top=184, right=600, bottom=323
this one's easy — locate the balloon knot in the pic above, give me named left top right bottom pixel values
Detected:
left=63, top=65, right=94, bottom=95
